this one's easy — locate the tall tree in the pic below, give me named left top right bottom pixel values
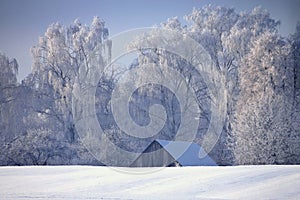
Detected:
left=233, top=31, right=295, bottom=164
left=30, top=17, right=110, bottom=142
left=0, top=54, right=19, bottom=139
left=289, top=22, right=300, bottom=163
left=221, top=7, right=281, bottom=164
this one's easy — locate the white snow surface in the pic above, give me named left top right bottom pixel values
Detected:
left=0, top=165, right=299, bottom=200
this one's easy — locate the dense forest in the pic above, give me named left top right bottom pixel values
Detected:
left=0, top=5, right=299, bottom=166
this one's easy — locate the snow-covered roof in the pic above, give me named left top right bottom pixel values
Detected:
left=155, top=139, right=217, bottom=166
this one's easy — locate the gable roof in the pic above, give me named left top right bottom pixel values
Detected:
left=155, top=139, right=217, bottom=166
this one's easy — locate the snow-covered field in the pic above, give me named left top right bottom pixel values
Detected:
left=0, top=165, right=299, bottom=200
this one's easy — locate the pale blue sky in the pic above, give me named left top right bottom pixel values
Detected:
left=0, top=0, right=299, bottom=81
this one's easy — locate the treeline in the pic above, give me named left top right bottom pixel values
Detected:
left=0, top=6, right=299, bottom=165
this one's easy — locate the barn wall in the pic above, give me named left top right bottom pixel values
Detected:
left=130, top=141, right=178, bottom=167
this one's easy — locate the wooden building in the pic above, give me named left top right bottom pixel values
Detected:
left=130, top=139, right=217, bottom=167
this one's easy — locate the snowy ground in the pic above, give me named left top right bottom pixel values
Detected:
left=0, top=165, right=299, bottom=200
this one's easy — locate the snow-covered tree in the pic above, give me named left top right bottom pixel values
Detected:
left=184, top=6, right=294, bottom=164
left=125, top=18, right=212, bottom=144
left=0, top=53, right=18, bottom=104
left=233, top=31, right=296, bottom=164
left=30, top=16, right=111, bottom=142
left=289, top=22, right=300, bottom=162
left=1, top=17, right=110, bottom=165
left=0, top=54, right=18, bottom=143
